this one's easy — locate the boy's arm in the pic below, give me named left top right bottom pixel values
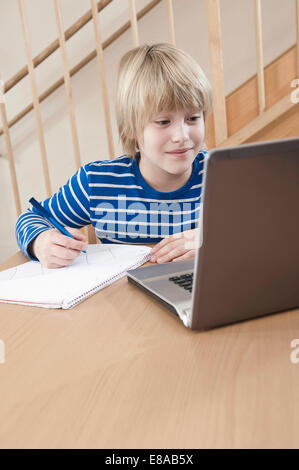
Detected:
left=16, top=165, right=91, bottom=260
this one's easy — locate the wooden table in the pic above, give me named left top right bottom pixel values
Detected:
left=0, top=251, right=299, bottom=449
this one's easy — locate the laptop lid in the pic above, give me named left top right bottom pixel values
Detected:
left=191, top=137, right=299, bottom=330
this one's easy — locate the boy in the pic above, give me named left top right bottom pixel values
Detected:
left=16, top=43, right=212, bottom=268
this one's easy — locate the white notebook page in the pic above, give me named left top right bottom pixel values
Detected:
left=0, top=244, right=152, bottom=309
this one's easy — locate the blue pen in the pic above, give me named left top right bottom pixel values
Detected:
left=29, top=197, right=86, bottom=253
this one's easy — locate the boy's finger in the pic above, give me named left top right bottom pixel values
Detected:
left=156, top=246, right=184, bottom=263
left=151, top=237, right=177, bottom=256
left=172, top=250, right=195, bottom=262
left=49, top=255, right=75, bottom=267
left=66, top=227, right=87, bottom=241
left=151, top=238, right=182, bottom=260
left=151, top=236, right=172, bottom=254
left=52, top=245, right=82, bottom=260
left=52, top=231, right=87, bottom=252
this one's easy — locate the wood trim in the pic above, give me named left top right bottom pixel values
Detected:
left=206, top=44, right=298, bottom=149
left=254, top=0, right=265, bottom=113
left=246, top=102, right=299, bottom=143
left=206, top=0, right=228, bottom=145
left=91, top=0, right=115, bottom=160
left=54, top=0, right=82, bottom=170
left=0, top=94, right=22, bottom=215
left=18, top=0, right=52, bottom=196
left=297, top=0, right=299, bottom=77
left=166, top=0, right=176, bottom=45
left=129, top=0, right=139, bottom=46
left=218, top=95, right=298, bottom=147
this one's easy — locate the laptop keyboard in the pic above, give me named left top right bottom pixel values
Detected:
left=169, top=273, right=193, bottom=293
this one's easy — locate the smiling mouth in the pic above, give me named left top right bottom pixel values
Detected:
left=166, top=148, right=193, bottom=156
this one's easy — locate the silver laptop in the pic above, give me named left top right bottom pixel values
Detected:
left=127, top=137, right=299, bottom=330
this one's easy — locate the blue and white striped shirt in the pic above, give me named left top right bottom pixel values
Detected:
left=16, top=151, right=206, bottom=260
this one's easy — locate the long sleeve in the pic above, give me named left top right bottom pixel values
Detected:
left=16, top=165, right=91, bottom=260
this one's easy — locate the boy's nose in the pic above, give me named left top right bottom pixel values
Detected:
left=171, top=122, right=189, bottom=143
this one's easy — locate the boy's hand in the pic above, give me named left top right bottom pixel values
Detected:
left=30, top=228, right=88, bottom=268
left=150, top=228, right=199, bottom=264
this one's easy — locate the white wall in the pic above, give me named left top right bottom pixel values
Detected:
left=0, top=0, right=297, bottom=263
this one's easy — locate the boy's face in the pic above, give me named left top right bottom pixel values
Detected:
left=137, top=106, right=205, bottom=191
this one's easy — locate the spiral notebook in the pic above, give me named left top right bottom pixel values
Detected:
left=0, top=244, right=152, bottom=309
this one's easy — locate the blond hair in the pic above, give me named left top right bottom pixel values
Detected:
left=115, top=43, right=213, bottom=158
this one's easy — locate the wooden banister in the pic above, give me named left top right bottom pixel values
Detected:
left=254, top=0, right=266, bottom=113
left=0, top=82, right=21, bottom=216
left=129, top=0, right=139, bottom=46
left=3, top=0, right=112, bottom=94
left=297, top=0, right=299, bottom=77
left=206, top=0, right=228, bottom=145
left=54, top=0, right=82, bottom=170
left=18, top=0, right=52, bottom=196
left=0, top=0, right=162, bottom=137
left=166, top=0, right=176, bottom=45
left=91, top=0, right=115, bottom=160
left=0, top=0, right=296, bottom=149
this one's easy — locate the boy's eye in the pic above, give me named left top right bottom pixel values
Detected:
left=155, top=116, right=201, bottom=126
left=188, top=115, right=201, bottom=122
left=155, top=120, right=169, bottom=125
